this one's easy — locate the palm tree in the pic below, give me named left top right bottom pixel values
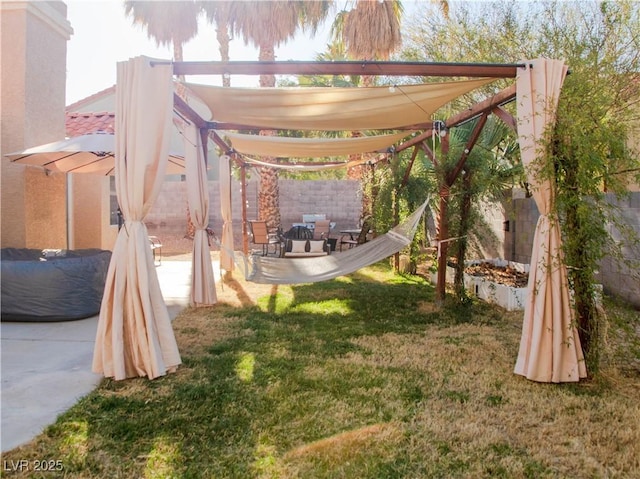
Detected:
left=200, top=1, right=234, bottom=86
left=223, top=1, right=333, bottom=229
left=329, top=1, right=404, bottom=217
left=444, top=117, right=520, bottom=301
left=340, top=0, right=403, bottom=64
left=124, top=1, right=200, bottom=64
left=228, top=1, right=331, bottom=86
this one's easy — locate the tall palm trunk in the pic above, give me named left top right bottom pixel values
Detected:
left=454, top=168, right=472, bottom=299
left=217, top=24, right=230, bottom=86
left=257, top=43, right=281, bottom=230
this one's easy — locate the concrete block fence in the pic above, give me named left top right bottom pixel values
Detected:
left=598, top=193, right=640, bottom=307
left=506, top=192, right=640, bottom=308
left=146, top=178, right=363, bottom=237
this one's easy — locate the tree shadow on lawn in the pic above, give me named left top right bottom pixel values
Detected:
left=17, top=269, right=526, bottom=478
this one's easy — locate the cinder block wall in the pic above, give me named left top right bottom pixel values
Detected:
left=507, top=194, right=540, bottom=265
left=278, top=179, right=362, bottom=231
left=506, top=192, right=640, bottom=308
left=470, top=198, right=507, bottom=260
left=599, top=193, right=640, bottom=307
left=146, top=180, right=188, bottom=232
left=146, top=178, right=362, bottom=235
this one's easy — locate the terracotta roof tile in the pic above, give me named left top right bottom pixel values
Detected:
left=65, top=111, right=115, bottom=136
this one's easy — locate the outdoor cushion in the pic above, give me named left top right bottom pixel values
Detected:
left=309, top=240, right=325, bottom=253
left=290, top=240, right=307, bottom=254
left=283, top=238, right=329, bottom=258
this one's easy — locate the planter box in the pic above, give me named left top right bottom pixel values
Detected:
left=431, top=259, right=530, bottom=311
left=430, top=259, right=602, bottom=311
left=468, top=274, right=528, bottom=311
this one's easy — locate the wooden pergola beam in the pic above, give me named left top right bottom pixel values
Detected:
left=446, top=112, right=489, bottom=186
left=396, top=129, right=435, bottom=153
left=445, top=84, right=516, bottom=129
left=164, top=60, right=526, bottom=79
left=173, top=93, right=207, bottom=129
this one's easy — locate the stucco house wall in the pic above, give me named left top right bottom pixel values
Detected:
left=1, top=1, right=72, bottom=249
left=69, top=174, right=112, bottom=249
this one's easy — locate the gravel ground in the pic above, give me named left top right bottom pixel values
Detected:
left=157, top=234, right=198, bottom=258
left=157, top=230, right=248, bottom=260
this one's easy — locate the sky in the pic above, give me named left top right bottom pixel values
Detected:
left=65, top=0, right=337, bottom=105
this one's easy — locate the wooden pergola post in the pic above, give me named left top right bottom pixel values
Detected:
left=436, top=133, right=450, bottom=302
left=240, top=162, right=248, bottom=255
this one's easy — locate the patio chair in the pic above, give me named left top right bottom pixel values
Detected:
left=339, top=216, right=372, bottom=251
left=313, top=219, right=331, bottom=240
left=249, top=221, right=281, bottom=256
left=149, top=236, right=162, bottom=265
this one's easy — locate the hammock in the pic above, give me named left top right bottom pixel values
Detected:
left=242, top=198, right=429, bottom=285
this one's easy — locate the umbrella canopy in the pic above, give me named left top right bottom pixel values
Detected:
left=5, top=132, right=185, bottom=176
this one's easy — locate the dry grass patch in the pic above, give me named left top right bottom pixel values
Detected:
left=173, top=308, right=245, bottom=356
left=1, top=263, right=638, bottom=478
left=340, top=318, right=640, bottom=478
left=283, top=422, right=404, bottom=471
left=417, top=299, right=441, bottom=314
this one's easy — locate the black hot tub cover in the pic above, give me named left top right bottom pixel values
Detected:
left=1, top=248, right=112, bottom=321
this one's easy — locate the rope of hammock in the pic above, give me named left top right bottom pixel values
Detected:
left=214, top=197, right=429, bottom=285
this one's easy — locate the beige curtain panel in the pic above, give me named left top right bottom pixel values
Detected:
left=222, top=131, right=411, bottom=158
left=219, top=154, right=235, bottom=272
left=93, top=56, right=181, bottom=381
left=514, top=58, right=587, bottom=383
left=185, top=78, right=495, bottom=131
left=184, top=121, right=217, bottom=306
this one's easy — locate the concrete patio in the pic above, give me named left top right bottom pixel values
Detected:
left=1, top=260, right=209, bottom=452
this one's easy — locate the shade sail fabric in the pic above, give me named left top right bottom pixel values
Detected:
left=219, top=154, right=235, bottom=272
left=223, top=131, right=411, bottom=158
left=185, top=78, right=496, bottom=131
left=183, top=121, right=217, bottom=306
left=514, top=58, right=587, bottom=383
left=5, top=133, right=186, bottom=176
left=93, top=56, right=181, bottom=381
left=238, top=155, right=376, bottom=172
left=247, top=199, right=428, bottom=284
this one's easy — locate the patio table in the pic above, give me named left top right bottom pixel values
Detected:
left=340, top=228, right=362, bottom=240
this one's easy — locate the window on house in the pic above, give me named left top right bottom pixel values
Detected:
left=109, top=177, right=120, bottom=226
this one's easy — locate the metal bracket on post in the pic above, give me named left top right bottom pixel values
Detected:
left=435, top=235, right=467, bottom=260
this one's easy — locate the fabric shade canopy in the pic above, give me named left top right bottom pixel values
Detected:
left=5, top=132, right=186, bottom=176
left=237, top=154, right=378, bottom=172
left=222, top=131, right=411, bottom=158
left=185, top=78, right=496, bottom=131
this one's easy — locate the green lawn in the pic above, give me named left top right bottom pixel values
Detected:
left=3, top=262, right=639, bottom=478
